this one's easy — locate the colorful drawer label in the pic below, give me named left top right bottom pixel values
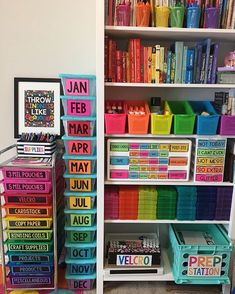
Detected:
left=4, top=195, right=51, bottom=205
left=71, top=279, right=92, bottom=290
left=117, top=255, right=152, bottom=266
left=67, top=100, right=91, bottom=116
left=70, top=264, right=94, bottom=274
left=197, top=149, right=225, bottom=157
left=68, top=141, right=91, bottom=155
left=196, top=174, right=223, bottom=182
left=7, top=242, right=51, bottom=252
left=23, top=145, right=45, bottom=154
left=4, top=206, right=51, bottom=217
left=188, top=255, right=222, bottom=277
left=69, top=160, right=91, bottom=174
left=69, top=231, right=93, bottom=242
left=6, top=230, right=52, bottom=241
left=11, top=275, right=52, bottom=286
left=169, top=157, right=188, bottom=166
left=10, top=254, right=53, bottom=263
left=65, top=79, right=89, bottom=96
left=197, top=140, right=226, bottom=148
left=68, top=121, right=91, bottom=136
left=196, top=157, right=225, bottom=165
left=4, top=169, right=50, bottom=180
left=70, top=214, right=92, bottom=226
left=6, top=218, right=52, bottom=229
left=196, top=166, right=223, bottom=174
left=10, top=265, right=52, bottom=275
left=69, top=178, right=92, bottom=192
left=69, top=197, right=92, bottom=209
left=4, top=182, right=49, bottom=192
left=70, top=248, right=91, bottom=259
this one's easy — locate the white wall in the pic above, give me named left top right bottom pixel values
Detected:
left=0, top=0, right=96, bottom=151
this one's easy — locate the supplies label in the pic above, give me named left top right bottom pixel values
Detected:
left=8, top=243, right=49, bottom=252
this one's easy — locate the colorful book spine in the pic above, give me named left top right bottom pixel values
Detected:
left=181, top=46, right=188, bottom=84
left=170, top=53, right=176, bottom=84
left=155, top=45, right=161, bottom=84
left=166, top=51, right=172, bottom=84
left=151, top=46, right=156, bottom=83
left=174, top=42, right=184, bottom=84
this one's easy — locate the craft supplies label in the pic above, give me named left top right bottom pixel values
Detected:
left=8, top=243, right=49, bottom=252
left=188, top=255, right=222, bottom=276
left=117, top=255, right=152, bottom=266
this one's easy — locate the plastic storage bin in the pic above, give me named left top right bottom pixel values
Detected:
left=157, top=186, right=177, bottom=219
left=62, top=116, right=96, bottom=137
left=64, top=191, right=96, bottom=210
left=155, top=6, right=170, bottom=27
left=125, top=101, right=150, bottom=134
left=214, top=187, right=233, bottom=220
left=104, top=186, right=119, bottom=220
left=61, top=96, right=96, bottom=117
left=63, top=155, right=96, bottom=175
left=176, top=186, right=197, bottom=220
left=196, top=187, right=217, bottom=220
left=167, top=101, right=196, bottom=135
left=190, top=101, right=219, bottom=135
left=105, top=101, right=127, bottom=134
left=62, top=136, right=96, bottom=156
left=66, top=257, right=96, bottom=275
left=150, top=101, right=173, bottom=135
left=64, top=173, right=96, bottom=193
left=138, top=186, right=157, bottom=220
left=64, top=209, right=97, bottom=227
left=220, top=116, right=235, bottom=135
left=65, top=225, right=96, bottom=243
left=65, top=271, right=96, bottom=290
left=169, top=224, right=232, bottom=284
left=119, top=186, right=138, bottom=220
left=65, top=242, right=96, bottom=260
left=59, top=74, right=96, bottom=96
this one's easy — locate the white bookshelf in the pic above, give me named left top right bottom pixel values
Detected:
left=96, top=4, right=235, bottom=294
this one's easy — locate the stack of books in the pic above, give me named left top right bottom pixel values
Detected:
left=217, top=66, right=235, bottom=84
left=105, top=37, right=219, bottom=84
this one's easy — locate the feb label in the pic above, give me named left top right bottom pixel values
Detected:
left=65, top=79, right=89, bottom=96
left=188, top=255, right=222, bottom=277
left=67, top=100, right=91, bottom=116
left=117, top=255, right=152, bottom=266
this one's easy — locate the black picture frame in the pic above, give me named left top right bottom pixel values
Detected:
left=14, top=77, right=64, bottom=138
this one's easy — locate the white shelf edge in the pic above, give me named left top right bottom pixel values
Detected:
left=104, top=220, right=230, bottom=224
left=105, top=82, right=235, bottom=88
left=103, top=248, right=173, bottom=282
left=105, top=180, right=234, bottom=186
left=105, top=134, right=235, bottom=139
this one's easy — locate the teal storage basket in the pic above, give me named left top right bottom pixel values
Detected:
left=169, top=224, right=232, bottom=284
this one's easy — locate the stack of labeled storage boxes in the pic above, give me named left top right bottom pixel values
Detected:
left=0, top=153, right=64, bottom=291
left=60, top=74, right=97, bottom=291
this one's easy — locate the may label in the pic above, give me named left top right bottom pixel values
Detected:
left=117, top=255, right=152, bottom=266
left=188, top=255, right=222, bottom=276
left=69, top=160, right=91, bottom=174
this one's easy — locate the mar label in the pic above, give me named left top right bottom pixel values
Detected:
left=188, top=255, right=222, bottom=277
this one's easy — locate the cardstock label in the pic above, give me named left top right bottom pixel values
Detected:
left=7, top=207, right=49, bottom=216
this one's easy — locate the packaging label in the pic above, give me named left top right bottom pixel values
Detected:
left=188, top=255, right=222, bottom=276
left=69, top=178, right=92, bottom=192
left=69, top=197, right=91, bottom=209
left=68, top=141, right=91, bottom=155
left=23, top=145, right=45, bottom=154
left=68, top=121, right=91, bottom=137
left=65, top=78, right=89, bottom=96
left=67, top=100, right=91, bottom=116
left=69, top=160, right=91, bottom=174
left=117, top=255, right=152, bottom=266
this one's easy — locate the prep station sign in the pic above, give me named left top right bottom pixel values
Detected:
left=188, top=255, right=222, bottom=276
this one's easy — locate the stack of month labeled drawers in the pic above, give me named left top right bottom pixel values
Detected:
left=0, top=152, right=64, bottom=291
left=60, top=74, right=97, bottom=291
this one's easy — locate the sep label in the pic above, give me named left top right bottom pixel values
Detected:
left=69, top=231, right=91, bottom=242
left=117, top=255, right=152, bottom=266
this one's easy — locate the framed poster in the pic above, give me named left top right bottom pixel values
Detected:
left=14, top=78, right=63, bottom=138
